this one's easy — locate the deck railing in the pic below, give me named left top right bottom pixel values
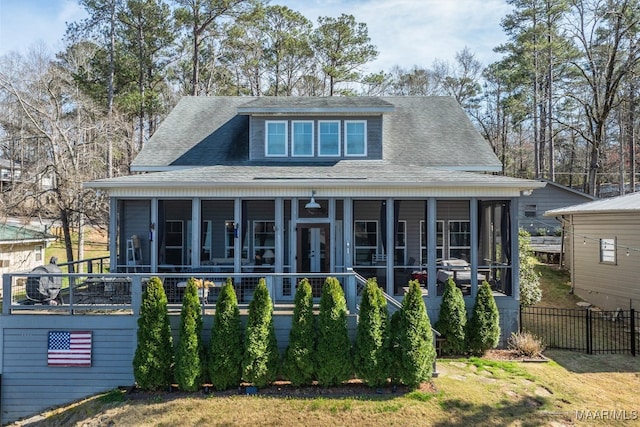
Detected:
left=2, top=271, right=358, bottom=315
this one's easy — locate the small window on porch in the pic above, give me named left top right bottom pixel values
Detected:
left=395, top=220, right=406, bottom=265
left=449, top=220, right=471, bottom=261
left=420, top=220, right=444, bottom=265
left=354, top=220, right=377, bottom=265
left=253, top=220, right=275, bottom=265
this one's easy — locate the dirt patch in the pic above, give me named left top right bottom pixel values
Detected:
left=484, top=349, right=549, bottom=362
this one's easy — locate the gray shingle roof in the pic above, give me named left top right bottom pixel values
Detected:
left=89, top=162, right=543, bottom=191
left=131, top=96, right=502, bottom=171
left=545, top=191, right=640, bottom=216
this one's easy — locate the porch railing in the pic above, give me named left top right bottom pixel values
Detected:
left=2, top=271, right=359, bottom=315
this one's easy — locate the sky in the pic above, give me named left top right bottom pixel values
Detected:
left=0, top=0, right=511, bottom=72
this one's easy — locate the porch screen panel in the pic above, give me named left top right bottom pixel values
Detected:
left=200, top=200, right=235, bottom=265
left=118, top=199, right=151, bottom=271
left=478, top=200, right=512, bottom=296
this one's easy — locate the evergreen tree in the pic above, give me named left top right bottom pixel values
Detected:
left=175, top=277, right=204, bottom=391
left=282, top=278, right=316, bottom=386
left=434, top=278, right=467, bottom=355
left=396, top=280, right=435, bottom=388
left=519, top=229, right=542, bottom=307
left=386, top=310, right=402, bottom=385
left=133, top=276, right=174, bottom=390
left=315, top=277, right=352, bottom=386
left=466, top=281, right=501, bottom=356
left=242, top=278, right=279, bottom=387
left=353, top=278, right=389, bottom=387
left=208, top=278, right=243, bottom=391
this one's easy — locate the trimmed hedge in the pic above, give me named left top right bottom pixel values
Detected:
left=282, top=278, right=316, bottom=386
left=175, top=277, right=204, bottom=391
left=466, top=281, right=500, bottom=356
left=208, top=278, right=243, bottom=391
left=242, top=278, right=279, bottom=387
left=353, top=279, right=389, bottom=387
left=133, top=276, right=174, bottom=391
left=434, top=278, right=466, bottom=355
left=316, top=277, right=352, bottom=386
left=395, top=280, right=435, bottom=388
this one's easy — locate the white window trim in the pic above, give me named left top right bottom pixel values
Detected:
left=265, top=120, right=288, bottom=157
left=291, top=120, right=314, bottom=157
left=318, top=120, right=341, bottom=157
left=344, top=120, right=367, bottom=156
left=599, top=238, right=616, bottom=264
left=448, top=220, right=471, bottom=260
left=354, top=220, right=378, bottom=265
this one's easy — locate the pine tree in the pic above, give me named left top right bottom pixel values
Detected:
left=466, top=281, right=501, bottom=356
left=175, top=277, right=204, bottom=391
left=282, top=278, right=316, bottom=386
left=396, top=280, right=435, bottom=388
left=315, top=277, right=352, bottom=386
left=242, top=278, right=279, bottom=387
left=354, top=278, right=389, bottom=387
left=208, top=278, right=243, bottom=391
left=133, top=276, right=174, bottom=390
left=434, top=278, right=467, bottom=355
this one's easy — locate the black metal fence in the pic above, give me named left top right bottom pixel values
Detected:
left=520, top=306, right=638, bottom=356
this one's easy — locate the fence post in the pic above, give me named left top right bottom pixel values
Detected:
left=519, top=305, right=523, bottom=333
left=586, top=308, right=592, bottom=355
left=631, top=308, right=636, bottom=357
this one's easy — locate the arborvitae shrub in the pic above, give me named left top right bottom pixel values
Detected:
left=242, top=278, right=279, bottom=387
left=386, top=310, right=402, bottom=385
left=354, top=278, right=389, bottom=387
left=466, top=281, right=501, bottom=356
left=519, top=229, right=542, bottom=307
left=315, top=277, right=352, bottom=386
left=434, top=278, right=467, bottom=355
left=282, top=278, right=316, bottom=386
left=133, top=276, right=174, bottom=391
left=175, top=277, right=204, bottom=391
left=396, top=280, right=435, bottom=388
left=208, top=278, right=243, bottom=391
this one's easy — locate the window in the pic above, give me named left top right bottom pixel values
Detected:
left=354, top=220, right=377, bottom=265
left=265, top=121, right=288, bottom=156
left=395, top=220, right=406, bottom=265
left=344, top=120, right=366, bottom=156
left=201, top=221, right=212, bottom=261
left=35, top=245, right=43, bottom=262
left=449, top=220, right=471, bottom=261
left=292, top=121, right=314, bottom=156
left=318, top=121, right=340, bottom=156
left=420, top=220, right=444, bottom=264
left=524, top=204, right=537, bottom=218
left=253, top=220, right=275, bottom=264
left=225, top=220, right=248, bottom=259
left=600, top=238, right=616, bottom=264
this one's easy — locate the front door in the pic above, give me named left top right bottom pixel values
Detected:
left=297, top=224, right=330, bottom=295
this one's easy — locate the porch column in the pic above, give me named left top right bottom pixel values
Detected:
left=234, top=198, right=242, bottom=273
left=150, top=198, right=158, bottom=271
left=275, top=197, right=284, bottom=274
left=470, top=198, right=479, bottom=296
left=385, top=197, right=394, bottom=295
left=328, top=198, right=336, bottom=272
left=109, top=197, right=117, bottom=271
left=511, top=196, right=520, bottom=301
left=426, top=197, right=437, bottom=298
left=191, top=198, right=200, bottom=267
left=343, top=197, right=353, bottom=269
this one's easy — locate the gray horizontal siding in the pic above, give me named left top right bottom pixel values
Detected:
left=520, top=185, right=591, bottom=234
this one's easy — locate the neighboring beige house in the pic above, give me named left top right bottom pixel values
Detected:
left=0, top=223, right=57, bottom=296
left=545, top=192, right=640, bottom=311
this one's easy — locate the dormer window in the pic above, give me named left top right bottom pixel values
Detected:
left=345, top=120, right=367, bottom=156
left=292, top=121, right=314, bottom=157
left=266, top=121, right=288, bottom=156
left=319, top=121, right=340, bottom=156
